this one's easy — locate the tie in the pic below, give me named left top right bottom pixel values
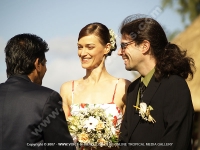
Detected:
left=136, top=81, right=146, bottom=107
left=139, top=81, right=146, bottom=101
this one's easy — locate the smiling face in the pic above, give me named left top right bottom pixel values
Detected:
left=77, top=34, right=109, bottom=69
left=118, top=37, right=144, bottom=71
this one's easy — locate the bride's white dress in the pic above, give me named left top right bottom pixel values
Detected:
left=69, top=80, right=122, bottom=150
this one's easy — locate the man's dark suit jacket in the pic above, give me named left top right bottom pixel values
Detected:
left=120, top=75, right=194, bottom=150
left=0, top=75, right=75, bottom=150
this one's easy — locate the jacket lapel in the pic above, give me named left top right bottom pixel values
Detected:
left=127, top=78, right=141, bottom=141
left=142, top=75, right=160, bottom=106
left=128, top=75, right=160, bottom=141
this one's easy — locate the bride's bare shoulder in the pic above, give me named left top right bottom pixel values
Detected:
left=60, top=80, right=72, bottom=91
left=60, top=79, right=82, bottom=95
left=61, top=79, right=82, bottom=89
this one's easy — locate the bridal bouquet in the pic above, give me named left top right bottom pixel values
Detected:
left=67, top=104, right=120, bottom=149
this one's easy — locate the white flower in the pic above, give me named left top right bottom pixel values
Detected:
left=139, top=102, right=147, bottom=113
left=67, top=104, right=119, bottom=147
left=111, top=126, right=116, bottom=135
left=133, top=102, right=156, bottom=123
left=109, top=29, right=116, bottom=50
left=83, top=116, right=98, bottom=132
left=139, top=102, right=148, bottom=120
left=70, top=104, right=85, bottom=115
left=70, top=125, right=77, bottom=131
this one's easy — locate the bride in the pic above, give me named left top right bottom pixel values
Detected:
left=60, top=22, right=131, bottom=149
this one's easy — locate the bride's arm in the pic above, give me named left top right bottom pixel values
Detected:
left=60, top=82, right=72, bottom=118
left=120, top=79, right=131, bottom=115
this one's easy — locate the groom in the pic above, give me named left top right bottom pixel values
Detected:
left=118, top=15, right=194, bottom=150
left=0, top=34, right=75, bottom=150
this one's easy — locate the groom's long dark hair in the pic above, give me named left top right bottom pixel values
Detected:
left=120, top=15, right=195, bottom=80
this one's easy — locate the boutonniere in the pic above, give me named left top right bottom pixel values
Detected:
left=133, top=102, right=156, bottom=123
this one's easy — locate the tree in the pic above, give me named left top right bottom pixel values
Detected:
left=162, top=0, right=200, bottom=24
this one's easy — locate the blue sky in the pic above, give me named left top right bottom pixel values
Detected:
left=0, top=0, right=184, bottom=92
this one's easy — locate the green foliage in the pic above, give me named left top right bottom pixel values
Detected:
left=162, top=0, right=200, bottom=23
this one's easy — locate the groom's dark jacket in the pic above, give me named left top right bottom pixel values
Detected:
left=119, top=75, right=194, bottom=150
left=0, top=75, right=75, bottom=150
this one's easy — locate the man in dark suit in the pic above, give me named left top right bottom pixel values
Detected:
left=118, top=15, right=195, bottom=150
left=0, top=34, right=75, bottom=150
